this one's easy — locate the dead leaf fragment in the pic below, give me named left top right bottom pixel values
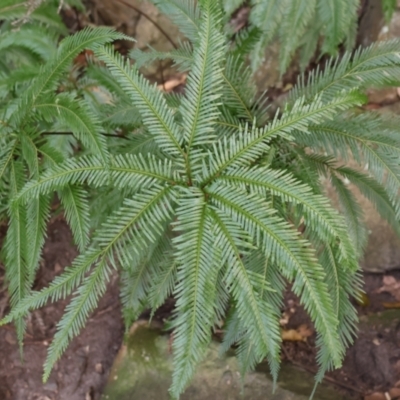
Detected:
left=377, top=275, right=400, bottom=301
left=281, top=324, right=313, bottom=342
left=157, top=74, right=187, bottom=92
left=95, top=363, right=103, bottom=374
left=5, top=332, right=17, bottom=345
left=383, top=302, right=400, bottom=309
left=390, top=387, right=400, bottom=399
left=364, top=393, right=386, bottom=400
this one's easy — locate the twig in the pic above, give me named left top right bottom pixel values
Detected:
left=281, top=344, right=365, bottom=395
left=42, top=131, right=129, bottom=140
left=114, top=0, right=178, bottom=50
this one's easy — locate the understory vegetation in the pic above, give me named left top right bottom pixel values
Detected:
left=1, top=0, right=400, bottom=398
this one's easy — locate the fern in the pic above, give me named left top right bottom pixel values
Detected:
left=223, top=0, right=391, bottom=72
left=1, top=1, right=400, bottom=399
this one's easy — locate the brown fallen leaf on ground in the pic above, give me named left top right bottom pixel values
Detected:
left=383, top=302, right=400, bottom=309
left=281, top=324, right=313, bottom=342
left=157, top=74, right=187, bottom=92
left=390, top=387, right=400, bottom=399
left=377, top=275, right=400, bottom=301
left=364, top=392, right=388, bottom=400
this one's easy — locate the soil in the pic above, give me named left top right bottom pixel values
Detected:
left=281, top=275, right=400, bottom=399
left=0, top=218, right=124, bottom=400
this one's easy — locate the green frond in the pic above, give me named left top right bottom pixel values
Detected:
left=26, top=194, right=51, bottom=283
left=130, top=41, right=193, bottom=72
left=279, top=0, right=316, bottom=72
left=10, top=27, right=128, bottom=125
left=0, top=0, right=66, bottom=33
left=202, top=91, right=364, bottom=184
left=59, top=185, right=90, bottom=251
left=14, top=154, right=177, bottom=203
left=222, top=56, right=259, bottom=122
left=34, top=94, right=109, bottom=162
left=122, top=225, right=174, bottom=327
left=180, top=1, right=225, bottom=170
left=291, top=40, right=400, bottom=101
left=335, top=166, right=400, bottom=235
left=317, top=0, right=358, bottom=55
left=0, top=139, right=16, bottom=181
left=0, top=249, right=103, bottom=325
left=230, top=26, right=263, bottom=60
left=43, top=258, right=112, bottom=381
left=43, top=185, right=177, bottom=379
left=147, top=233, right=177, bottom=313
left=94, top=45, right=185, bottom=160
left=295, top=113, right=400, bottom=209
left=220, top=165, right=358, bottom=270
left=20, top=132, right=40, bottom=178
left=209, top=207, right=281, bottom=381
left=170, top=187, right=219, bottom=397
left=151, top=0, right=200, bottom=42
left=329, top=173, right=367, bottom=257
left=4, top=160, right=28, bottom=345
left=315, top=244, right=360, bottom=382
left=383, top=0, right=397, bottom=22
left=248, top=0, right=282, bottom=70
left=208, top=183, right=343, bottom=369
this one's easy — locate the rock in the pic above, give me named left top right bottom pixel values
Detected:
left=101, top=321, right=350, bottom=400
left=358, top=0, right=385, bottom=47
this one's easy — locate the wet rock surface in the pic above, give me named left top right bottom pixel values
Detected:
left=101, top=321, right=350, bottom=400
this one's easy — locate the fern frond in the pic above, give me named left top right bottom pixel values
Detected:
left=59, top=185, right=90, bottom=251
left=317, top=0, right=358, bottom=55
left=220, top=166, right=358, bottom=269
left=151, top=0, right=200, bottom=42
left=180, top=1, right=225, bottom=171
left=202, top=91, right=364, bottom=184
left=295, top=113, right=400, bottom=209
left=43, top=257, right=112, bottom=381
left=208, top=184, right=343, bottom=368
left=0, top=249, right=103, bottom=325
left=94, top=45, right=185, bottom=160
left=44, top=185, right=177, bottom=379
left=4, top=160, right=28, bottom=345
left=279, top=0, right=316, bottom=72
left=291, top=40, right=400, bottom=101
left=0, top=25, right=57, bottom=62
left=130, top=41, right=193, bottom=72
left=330, top=173, right=367, bottom=257
left=209, top=208, right=281, bottom=380
left=26, top=194, right=51, bottom=283
left=0, top=139, right=17, bottom=181
left=10, top=27, right=128, bottom=125
left=335, top=166, right=400, bottom=234
left=14, top=154, right=177, bottom=202
left=35, top=94, right=109, bottom=162
left=170, top=188, right=218, bottom=396
left=222, top=56, right=258, bottom=122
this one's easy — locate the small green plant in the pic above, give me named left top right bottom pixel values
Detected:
left=222, top=0, right=398, bottom=71
left=1, top=0, right=400, bottom=398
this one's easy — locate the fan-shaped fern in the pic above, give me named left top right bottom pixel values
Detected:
left=1, top=0, right=400, bottom=399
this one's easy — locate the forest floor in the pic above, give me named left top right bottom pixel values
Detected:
left=0, top=219, right=399, bottom=400
left=1, top=3, right=400, bottom=399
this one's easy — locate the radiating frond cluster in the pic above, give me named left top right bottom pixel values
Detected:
left=1, top=0, right=400, bottom=399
